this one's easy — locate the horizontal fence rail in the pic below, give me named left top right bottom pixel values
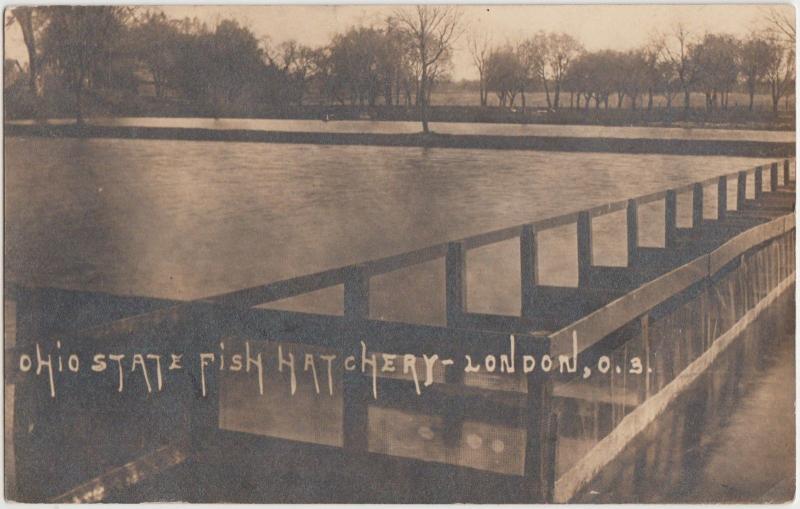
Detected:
left=550, top=211, right=795, bottom=358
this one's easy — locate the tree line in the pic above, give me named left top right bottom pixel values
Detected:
left=5, top=5, right=461, bottom=132
left=474, top=23, right=795, bottom=115
left=5, top=5, right=795, bottom=130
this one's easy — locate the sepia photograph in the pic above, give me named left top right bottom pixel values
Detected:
left=2, top=2, right=797, bottom=504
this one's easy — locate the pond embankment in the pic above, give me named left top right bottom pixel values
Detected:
left=5, top=122, right=794, bottom=158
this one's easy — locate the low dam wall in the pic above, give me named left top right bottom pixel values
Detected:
left=4, top=158, right=796, bottom=503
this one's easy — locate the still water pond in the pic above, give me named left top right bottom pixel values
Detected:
left=5, top=135, right=777, bottom=320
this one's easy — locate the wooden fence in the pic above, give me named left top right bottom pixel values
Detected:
left=4, top=158, right=795, bottom=503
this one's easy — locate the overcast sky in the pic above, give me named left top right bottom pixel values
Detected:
left=3, top=4, right=794, bottom=81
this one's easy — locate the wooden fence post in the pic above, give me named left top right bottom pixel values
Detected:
left=665, top=190, right=677, bottom=249
left=692, top=183, right=703, bottom=228
left=546, top=412, right=559, bottom=502
left=523, top=335, right=553, bottom=503
left=441, top=358, right=466, bottom=448
left=7, top=286, right=38, bottom=502
left=577, top=211, right=593, bottom=287
left=190, top=307, right=224, bottom=458
left=770, top=162, right=779, bottom=192
left=784, top=159, right=791, bottom=186
left=342, top=345, right=370, bottom=452
left=344, top=265, right=369, bottom=319
left=343, top=266, right=370, bottom=453
left=638, top=313, right=651, bottom=403
left=755, top=166, right=763, bottom=200
left=444, top=245, right=468, bottom=447
left=627, top=199, right=638, bottom=267
left=737, top=171, right=747, bottom=209
left=446, top=241, right=468, bottom=327
left=10, top=286, right=46, bottom=502
left=520, top=225, right=538, bottom=319
left=717, top=176, right=727, bottom=221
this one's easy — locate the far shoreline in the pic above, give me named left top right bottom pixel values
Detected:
left=6, top=101, right=795, bottom=133
left=6, top=122, right=794, bottom=158
left=5, top=114, right=797, bottom=133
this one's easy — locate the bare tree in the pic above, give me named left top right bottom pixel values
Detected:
left=563, top=52, right=594, bottom=109
left=276, top=39, right=315, bottom=106
left=740, top=34, right=771, bottom=111
left=692, top=33, right=739, bottom=111
left=656, top=59, right=680, bottom=110
left=663, top=23, right=699, bottom=112
left=546, top=32, right=583, bottom=109
left=395, top=6, right=462, bottom=133
left=514, top=39, right=537, bottom=113
left=130, top=10, right=180, bottom=99
left=763, top=37, right=795, bottom=115
left=467, top=28, right=492, bottom=106
left=764, top=6, right=796, bottom=46
left=641, top=37, right=664, bottom=110
left=518, top=31, right=582, bottom=110
left=623, top=50, right=650, bottom=110
left=6, top=7, right=48, bottom=97
left=761, top=7, right=795, bottom=114
left=518, top=34, right=550, bottom=108
left=485, top=45, right=524, bottom=108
